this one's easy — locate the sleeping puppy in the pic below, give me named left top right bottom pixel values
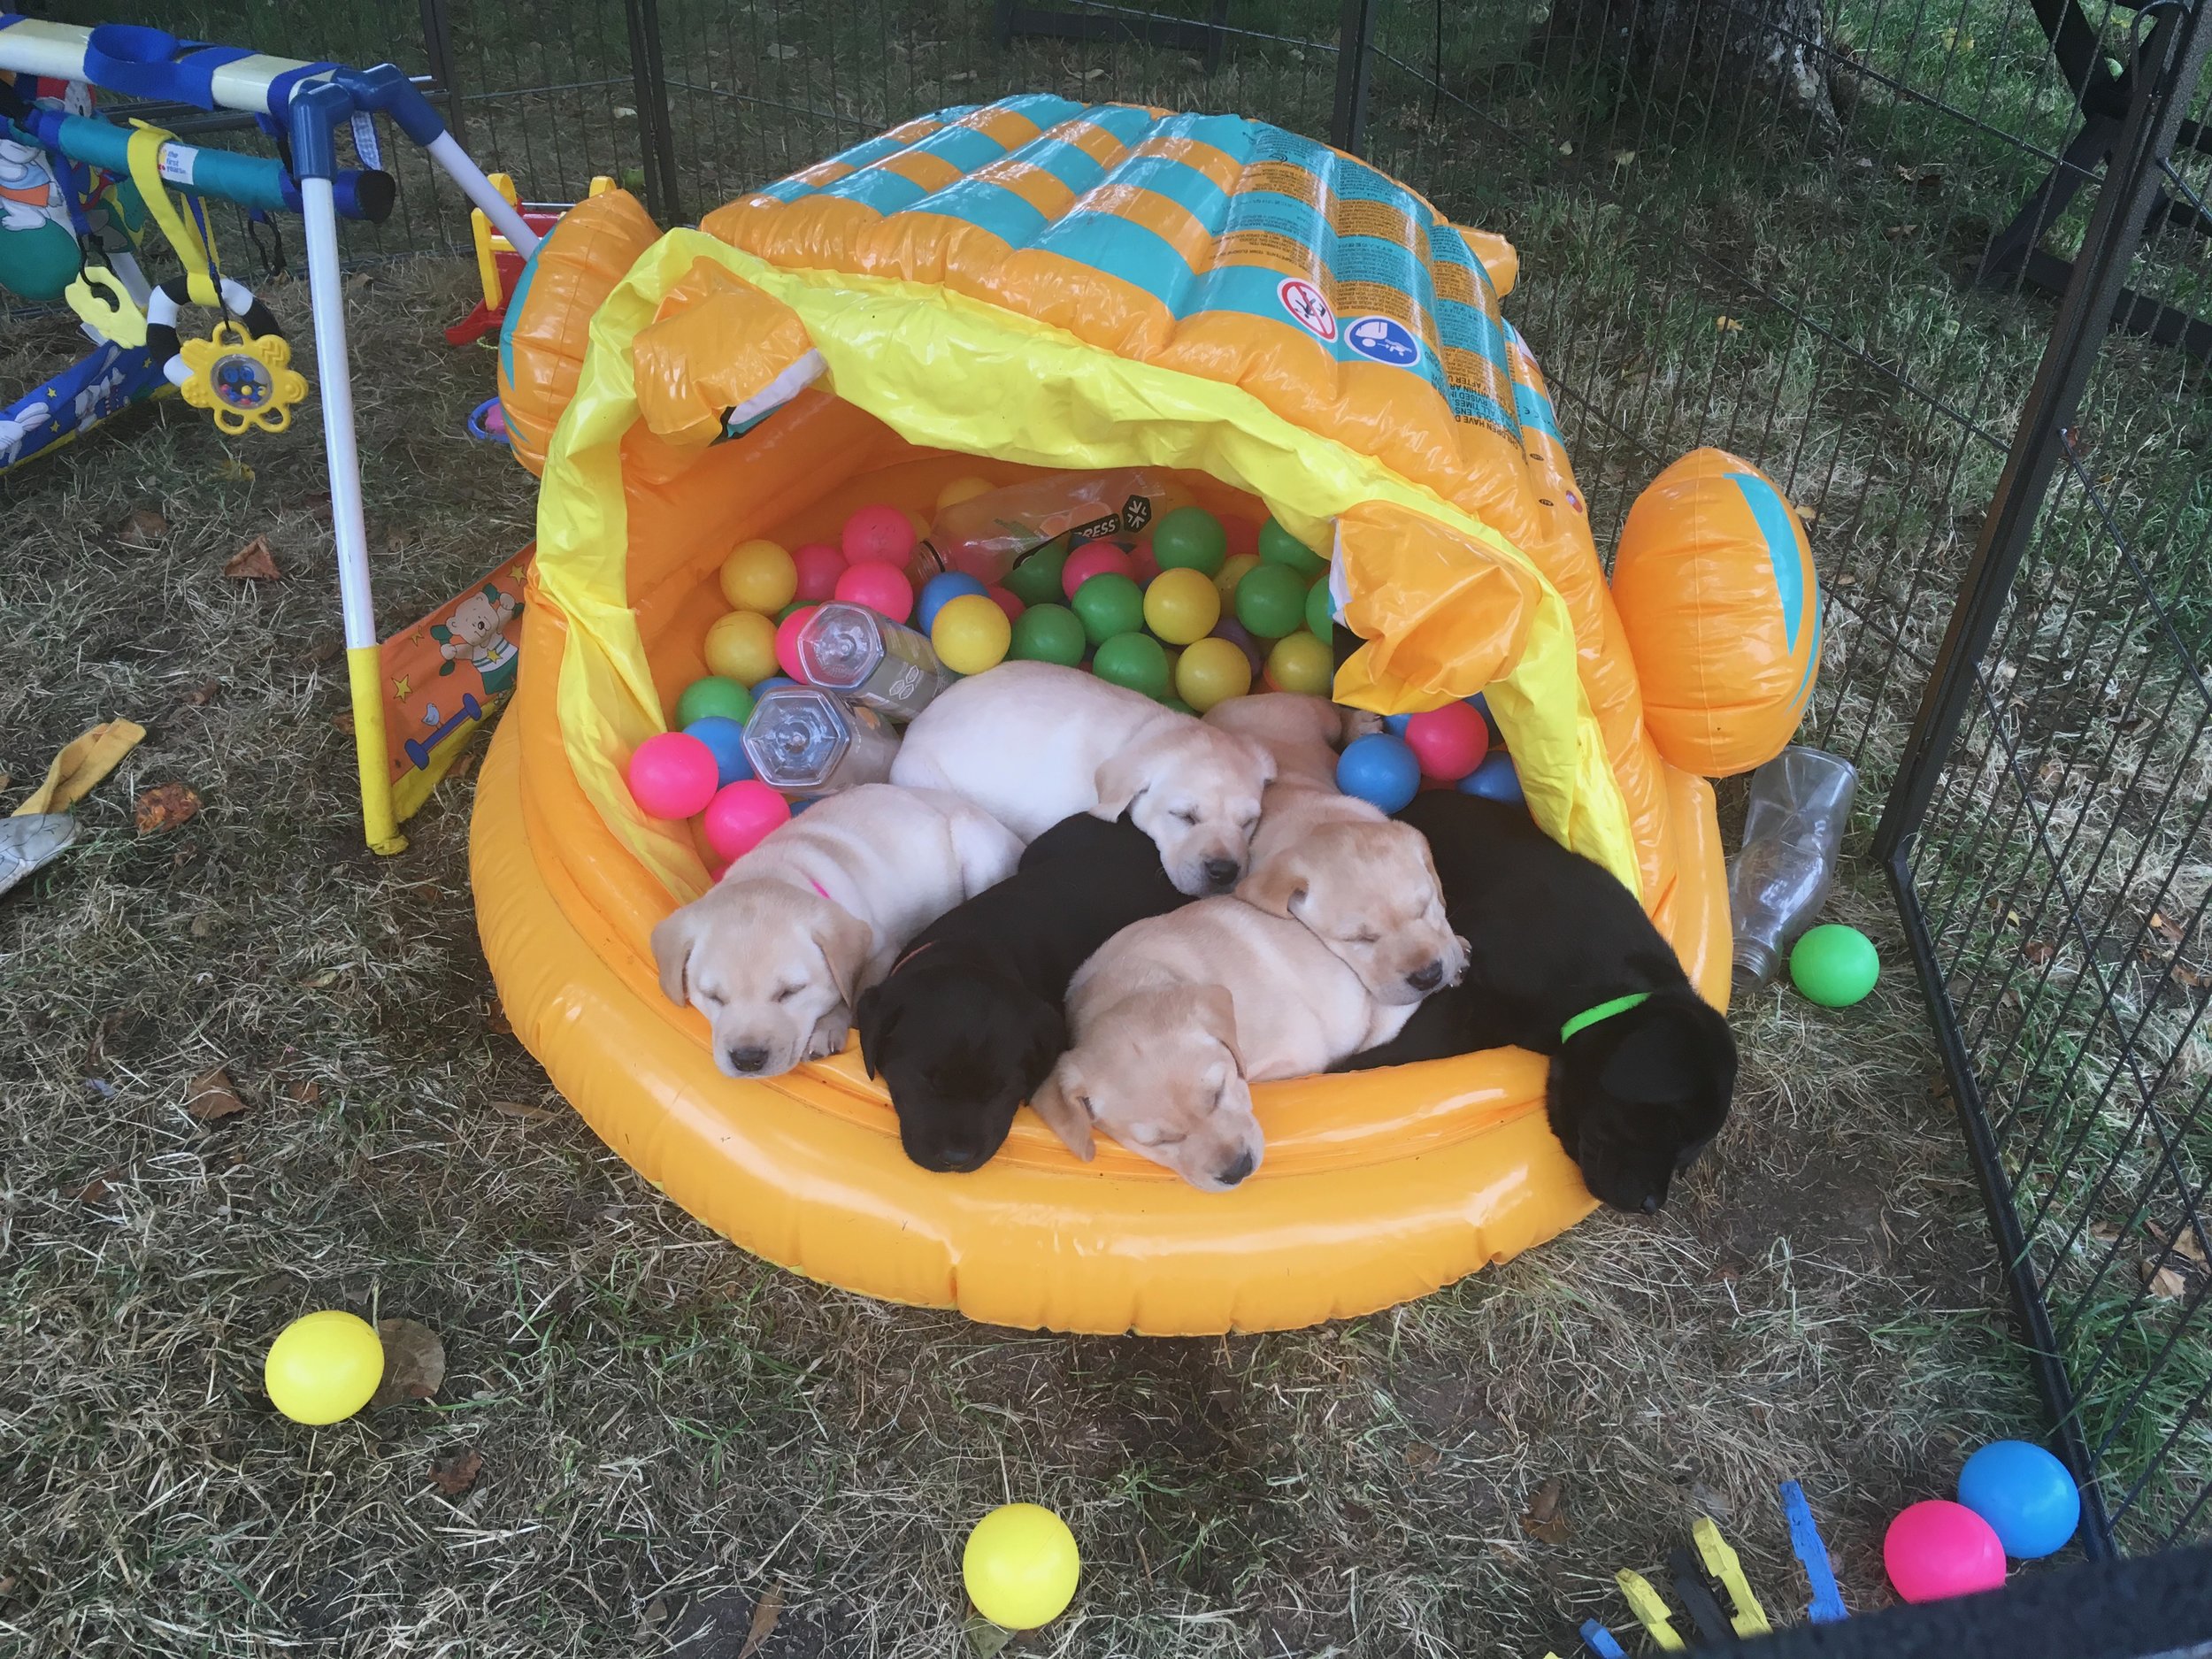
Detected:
left=651, top=783, right=1023, bottom=1080
left=889, top=660, right=1276, bottom=896
left=1204, top=694, right=1467, bottom=1005
left=1032, top=897, right=1419, bottom=1191
left=854, top=812, right=1189, bottom=1174
left=1339, top=792, right=1736, bottom=1214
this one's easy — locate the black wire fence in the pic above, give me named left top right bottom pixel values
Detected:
left=49, top=0, right=2212, bottom=1559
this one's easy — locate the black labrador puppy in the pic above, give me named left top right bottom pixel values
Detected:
left=1340, top=791, right=1735, bottom=1213
left=856, top=811, right=1188, bottom=1173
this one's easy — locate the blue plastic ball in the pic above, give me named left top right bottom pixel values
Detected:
left=1958, top=1440, right=2079, bottom=1559
left=1457, top=751, right=1524, bottom=805
left=1466, top=692, right=1501, bottom=746
left=1336, top=733, right=1421, bottom=814
left=684, top=715, right=754, bottom=786
left=1383, top=712, right=1412, bottom=735
left=918, top=572, right=991, bottom=634
left=751, top=673, right=798, bottom=695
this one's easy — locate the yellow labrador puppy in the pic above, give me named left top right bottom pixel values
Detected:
left=889, top=660, right=1275, bottom=896
left=1032, top=897, right=1417, bottom=1191
left=651, top=783, right=1022, bottom=1079
left=1204, top=694, right=1467, bottom=1006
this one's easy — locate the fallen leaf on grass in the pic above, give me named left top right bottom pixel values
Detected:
left=73, top=1167, right=119, bottom=1204
left=2160, top=1226, right=2208, bottom=1268
left=1405, top=1441, right=1440, bottom=1471
left=2088, top=1221, right=2124, bottom=1246
left=134, top=783, right=201, bottom=834
left=223, top=536, right=281, bottom=580
left=1520, top=1476, right=1570, bottom=1543
left=119, top=507, right=169, bottom=543
left=2150, top=911, right=2186, bottom=946
left=1715, top=316, right=1743, bottom=334
left=444, top=748, right=482, bottom=785
left=2024, top=941, right=2056, bottom=966
left=330, top=710, right=356, bottom=735
left=2172, top=963, right=2210, bottom=989
left=2144, top=1262, right=2187, bottom=1300
left=295, top=967, right=343, bottom=989
left=489, top=1099, right=557, bottom=1124
left=186, top=1067, right=249, bottom=1122
left=373, top=1318, right=446, bottom=1405
left=215, top=457, right=255, bottom=482
left=176, top=679, right=222, bottom=706
left=1884, top=223, right=1921, bottom=241
left=740, top=1588, right=783, bottom=1659
left=427, top=1447, right=483, bottom=1494
left=484, top=1002, right=513, bottom=1036
left=288, top=1079, right=323, bottom=1106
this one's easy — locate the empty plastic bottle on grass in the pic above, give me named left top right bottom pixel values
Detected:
left=912, top=467, right=1193, bottom=585
left=1728, top=745, right=1858, bottom=993
left=794, top=601, right=953, bottom=719
left=742, top=685, right=902, bottom=795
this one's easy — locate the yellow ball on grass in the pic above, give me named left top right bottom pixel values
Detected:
left=963, top=1502, right=1080, bottom=1631
left=265, top=1310, right=384, bottom=1425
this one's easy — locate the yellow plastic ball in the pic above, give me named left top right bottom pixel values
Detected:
left=718, top=539, right=798, bottom=614
left=265, top=1310, right=384, bottom=1425
left=1175, top=635, right=1254, bottom=712
left=1141, top=566, right=1221, bottom=645
left=1213, top=552, right=1262, bottom=608
left=935, top=474, right=995, bottom=513
left=703, top=610, right=779, bottom=686
left=932, top=593, right=1013, bottom=675
left=1266, top=631, right=1335, bottom=695
left=963, top=1502, right=1080, bottom=1631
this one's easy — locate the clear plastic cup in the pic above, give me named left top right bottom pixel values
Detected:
left=742, top=685, right=901, bottom=794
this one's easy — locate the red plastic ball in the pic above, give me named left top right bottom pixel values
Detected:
left=841, top=503, right=916, bottom=566
left=1060, top=541, right=1134, bottom=599
left=1885, top=1502, right=2007, bottom=1603
left=627, top=732, right=719, bottom=820
left=834, top=563, right=914, bottom=624
left=1222, top=517, right=1262, bottom=557
left=703, top=780, right=792, bottom=862
left=774, top=604, right=820, bottom=680
left=985, top=585, right=1025, bottom=623
left=1402, top=701, right=1491, bottom=781
left=791, top=541, right=847, bottom=603
left=1126, top=541, right=1159, bottom=584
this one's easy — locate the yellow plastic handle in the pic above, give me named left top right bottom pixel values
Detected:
left=126, top=123, right=219, bottom=308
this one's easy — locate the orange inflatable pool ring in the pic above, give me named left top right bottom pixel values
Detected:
left=472, top=96, right=1796, bottom=1335
left=1611, top=448, right=1821, bottom=779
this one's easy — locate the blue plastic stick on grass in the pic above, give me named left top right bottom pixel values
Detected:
left=1779, top=1480, right=1847, bottom=1623
left=1578, top=1619, right=1629, bottom=1658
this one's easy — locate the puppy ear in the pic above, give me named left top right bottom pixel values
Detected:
left=1193, top=983, right=1242, bottom=1070
left=1093, top=739, right=1156, bottom=819
left=650, top=908, right=697, bottom=1006
left=1029, top=1062, right=1095, bottom=1161
left=1240, top=733, right=1279, bottom=787
left=1236, top=849, right=1308, bottom=919
left=854, top=985, right=891, bottom=1079
left=1021, top=996, right=1069, bottom=1087
left=813, top=900, right=876, bottom=1008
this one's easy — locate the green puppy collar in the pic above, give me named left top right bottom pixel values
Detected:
left=1558, top=991, right=1652, bottom=1045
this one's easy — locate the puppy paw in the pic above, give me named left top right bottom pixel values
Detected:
left=1339, top=708, right=1385, bottom=744
left=806, top=1010, right=852, bottom=1059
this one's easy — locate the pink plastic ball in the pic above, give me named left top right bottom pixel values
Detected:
left=986, top=585, right=1025, bottom=623
left=791, top=541, right=847, bottom=603
left=627, top=732, right=719, bottom=820
left=775, top=604, right=820, bottom=681
left=703, top=780, right=792, bottom=862
left=1885, top=1502, right=2007, bottom=1603
left=834, top=563, right=914, bottom=624
left=1403, top=701, right=1492, bottom=781
left=1061, top=541, right=1134, bottom=600
left=841, top=503, right=917, bottom=567
left=1126, top=541, right=1159, bottom=584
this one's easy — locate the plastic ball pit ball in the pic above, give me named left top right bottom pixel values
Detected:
left=1234, top=563, right=1309, bottom=639
left=1258, top=516, right=1327, bottom=577
left=1265, top=632, right=1333, bottom=695
left=1143, top=567, right=1222, bottom=645
left=718, top=539, right=798, bottom=614
left=1403, top=702, right=1490, bottom=781
left=1306, top=575, right=1335, bottom=641
left=1071, top=572, right=1146, bottom=645
left=674, top=675, right=752, bottom=729
left=703, top=611, right=780, bottom=687
left=1092, top=631, right=1172, bottom=700
left=1151, top=505, right=1227, bottom=574
left=935, top=474, right=995, bottom=513
left=1175, top=636, right=1253, bottom=710
left=1010, top=603, right=1087, bottom=666
left=1458, top=751, right=1524, bottom=805
left=963, top=1503, right=1080, bottom=1631
left=985, top=585, right=1025, bottom=623
left=703, top=780, right=792, bottom=862
left=752, top=676, right=797, bottom=695
left=834, top=562, right=915, bottom=625
left=1337, top=733, right=1422, bottom=814
left=265, top=1310, right=385, bottom=1425
left=1211, top=616, right=1265, bottom=673
left=1061, top=541, right=1135, bottom=599
left=1126, top=541, right=1160, bottom=584
left=933, top=593, right=1014, bottom=675
left=791, top=541, right=847, bottom=603
left=1958, top=1440, right=2080, bottom=1559
left=1789, top=923, right=1880, bottom=1008
left=1214, top=552, right=1261, bottom=606
left=684, top=715, right=754, bottom=786
left=841, top=503, right=916, bottom=566
left=918, top=571, right=991, bottom=634
left=1885, top=1500, right=2007, bottom=1602
left=774, top=605, right=821, bottom=681
left=1003, top=541, right=1071, bottom=607
left=628, top=732, right=721, bottom=819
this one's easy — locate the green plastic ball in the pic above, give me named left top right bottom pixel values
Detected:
left=1151, top=505, right=1227, bottom=575
left=1305, top=573, right=1335, bottom=641
left=1071, top=572, right=1145, bottom=646
left=1258, top=517, right=1327, bottom=578
left=1091, top=632, right=1171, bottom=700
left=1234, top=563, right=1309, bottom=640
left=1002, top=541, right=1071, bottom=607
left=1162, top=695, right=1196, bottom=714
left=1789, top=924, right=1880, bottom=1008
left=674, top=675, right=754, bottom=728
left=1010, top=603, right=1087, bottom=665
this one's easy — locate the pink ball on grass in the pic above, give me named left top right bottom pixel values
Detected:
left=1061, top=541, right=1134, bottom=600
left=985, top=585, right=1025, bottom=623
left=627, top=732, right=719, bottom=820
left=703, top=780, right=791, bottom=862
left=791, top=541, right=847, bottom=603
left=774, top=604, right=820, bottom=681
left=1885, top=1501, right=2007, bottom=1603
left=1403, top=701, right=1491, bottom=781
left=841, top=503, right=916, bottom=567
left=834, top=563, right=914, bottom=625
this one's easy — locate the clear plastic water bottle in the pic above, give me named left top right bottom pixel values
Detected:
left=910, top=467, right=1191, bottom=584
left=794, top=602, right=953, bottom=719
left=1728, top=745, right=1859, bottom=992
left=742, top=685, right=901, bottom=795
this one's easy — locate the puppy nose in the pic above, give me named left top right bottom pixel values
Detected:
left=1407, top=960, right=1444, bottom=992
left=727, top=1045, right=770, bottom=1074
left=1202, top=856, right=1240, bottom=892
left=1640, top=1193, right=1662, bottom=1216
left=1216, top=1148, right=1256, bottom=1187
left=933, top=1135, right=981, bottom=1172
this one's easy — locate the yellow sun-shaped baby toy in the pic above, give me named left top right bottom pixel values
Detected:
left=178, top=322, right=309, bottom=434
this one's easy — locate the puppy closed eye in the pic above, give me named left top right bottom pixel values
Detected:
left=1171, top=807, right=1200, bottom=826
left=772, top=983, right=805, bottom=1003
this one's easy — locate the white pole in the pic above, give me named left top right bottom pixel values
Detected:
left=426, top=130, right=541, bottom=256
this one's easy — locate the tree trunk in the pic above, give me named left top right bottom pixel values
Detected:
left=1536, top=0, right=1844, bottom=144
